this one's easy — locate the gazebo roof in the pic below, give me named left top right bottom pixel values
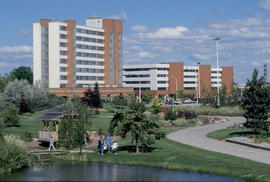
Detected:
left=37, top=108, right=64, bottom=121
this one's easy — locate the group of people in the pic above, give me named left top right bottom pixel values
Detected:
left=98, top=134, right=118, bottom=155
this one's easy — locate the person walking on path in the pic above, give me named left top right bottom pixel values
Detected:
left=112, top=141, right=119, bottom=155
left=98, top=136, right=104, bottom=155
left=48, top=136, right=56, bottom=151
left=106, top=134, right=112, bottom=153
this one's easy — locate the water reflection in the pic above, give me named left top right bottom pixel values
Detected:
left=1, top=162, right=244, bottom=181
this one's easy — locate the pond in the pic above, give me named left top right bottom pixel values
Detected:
left=1, top=162, right=244, bottom=181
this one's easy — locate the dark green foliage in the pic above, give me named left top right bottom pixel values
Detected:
left=241, top=69, right=270, bottom=132
left=112, top=94, right=127, bottom=109
left=184, top=109, right=197, bottom=119
left=149, top=99, right=163, bottom=114
left=142, top=92, right=153, bottom=104
left=8, top=66, right=33, bottom=85
left=110, top=110, right=165, bottom=153
left=0, top=74, right=9, bottom=93
left=129, top=99, right=146, bottom=113
left=19, top=97, right=31, bottom=114
left=58, top=97, right=92, bottom=149
left=98, top=128, right=104, bottom=136
left=177, top=88, right=194, bottom=99
left=93, top=82, right=102, bottom=108
left=22, top=131, right=33, bottom=142
left=1, top=104, right=20, bottom=127
left=165, top=107, right=177, bottom=121
left=0, top=135, right=32, bottom=175
left=0, top=119, right=3, bottom=141
left=82, top=83, right=102, bottom=108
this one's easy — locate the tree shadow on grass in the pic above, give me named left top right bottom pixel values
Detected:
left=118, top=145, right=160, bottom=153
left=229, top=131, right=260, bottom=137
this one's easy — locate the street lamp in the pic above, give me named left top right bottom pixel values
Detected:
left=213, top=36, right=221, bottom=107
left=197, top=62, right=200, bottom=104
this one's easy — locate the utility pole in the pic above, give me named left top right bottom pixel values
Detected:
left=213, top=36, right=221, bottom=107
left=197, top=62, right=200, bottom=104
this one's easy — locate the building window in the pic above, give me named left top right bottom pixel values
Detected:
left=124, top=68, right=151, bottom=71
left=76, top=68, right=104, bottom=73
left=60, top=59, right=68, bottom=64
left=158, top=87, right=167, bottom=90
left=125, top=74, right=150, bottom=78
left=184, top=75, right=196, bottom=78
left=184, top=69, right=197, bottom=72
left=60, top=84, right=67, bottom=88
left=76, top=28, right=104, bottom=36
left=184, top=87, right=196, bottom=90
left=184, top=81, right=196, bottom=84
left=134, top=87, right=150, bottom=91
left=157, top=74, right=167, bottom=77
left=60, top=67, right=68, bottom=72
left=76, top=60, right=104, bottom=66
left=211, top=71, right=222, bottom=74
left=76, top=52, right=104, bottom=58
left=76, top=36, right=104, bottom=44
left=157, top=81, right=167, bottom=84
left=60, top=26, right=67, bottom=31
left=157, top=68, right=168, bottom=71
left=59, top=42, right=67, bottom=47
left=60, top=75, right=67, bottom=80
left=60, top=50, right=67, bottom=55
left=59, top=34, right=67, bottom=39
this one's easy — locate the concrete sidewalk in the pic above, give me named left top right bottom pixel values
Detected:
left=167, top=117, right=270, bottom=165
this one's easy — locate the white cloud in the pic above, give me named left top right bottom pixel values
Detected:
left=138, top=51, right=156, bottom=59
left=16, top=29, right=30, bottom=36
left=144, top=26, right=189, bottom=39
left=0, top=45, right=32, bottom=53
left=251, top=61, right=261, bottom=66
left=0, top=62, right=20, bottom=68
left=107, top=12, right=128, bottom=21
left=131, top=25, right=147, bottom=32
left=192, top=53, right=212, bottom=60
left=259, top=0, right=270, bottom=11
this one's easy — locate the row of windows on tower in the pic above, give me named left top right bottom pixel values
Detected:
left=60, top=59, right=104, bottom=66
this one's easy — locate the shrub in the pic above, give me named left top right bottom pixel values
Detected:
left=2, top=104, right=20, bottom=127
left=19, top=97, right=31, bottom=114
left=177, top=110, right=185, bottom=118
left=150, top=99, right=163, bottom=114
left=98, top=128, right=104, bottom=136
left=129, top=99, right=146, bottom=113
left=22, top=131, right=33, bottom=142
left=0, top=135, right=32, bottom=174
left=165, top=107, right=177, bottom=121
left=184, top=109, right=197, bottom=119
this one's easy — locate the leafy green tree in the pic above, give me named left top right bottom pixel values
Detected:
left=58, top=97, right=92, bottom=149
left=227, top=82, right=241, bottom=106
left=177, top=88, right=194, bottom=99
left=1, top=104, right=20, bottom=127
left=0, top=74, right=9, bottom=93
left=241, top=69, right=270, bottom=132
left=129, top=99, right=146, bottom=113
left=112, top=94, right=127, bottom=109
left=149, top=99, right=163, bottom=114
left=110, top=110, right=165, bottom=153
left=142, top=92, right=153, bottom=104
left=8, top=66, right=33, bottom=85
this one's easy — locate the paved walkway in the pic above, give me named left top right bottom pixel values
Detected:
left=167, top=117, right=270, bottom=165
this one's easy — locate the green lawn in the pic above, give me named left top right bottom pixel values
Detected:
left=207, top=128, right=252, bottom=140
left=3, top=109, right=48, bottom=138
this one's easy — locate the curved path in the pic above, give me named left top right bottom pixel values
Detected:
left=167, top=117, right=270, bottom=165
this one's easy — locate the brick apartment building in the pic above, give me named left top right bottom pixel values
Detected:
left=33, top=18, right=132, bottom=97
left=122, top=62, right=233, bottom=98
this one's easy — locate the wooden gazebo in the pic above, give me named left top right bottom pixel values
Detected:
left=37, top=108, right=64, bottom=142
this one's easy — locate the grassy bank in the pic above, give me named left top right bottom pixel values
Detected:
left=207, top=128, right=252, bottom=140
left=176, top=105, right=243, bottom=116
left=57, top=136, right=270, bottom=182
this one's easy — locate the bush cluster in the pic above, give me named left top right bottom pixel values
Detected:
left=0, top=135, right=32, bottom=174
left=178, top=109, right=197, bottom=119
left=165, top=107, right=177, bottom=121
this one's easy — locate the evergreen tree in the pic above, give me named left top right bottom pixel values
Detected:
left=241, top=69, right=270, bottom=132
left=81, top=88, right=94, bottom=107
left=92, top=82, right=102, bottom=108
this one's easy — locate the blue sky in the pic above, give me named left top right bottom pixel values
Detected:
left=1, top=0, right=270, bottom=84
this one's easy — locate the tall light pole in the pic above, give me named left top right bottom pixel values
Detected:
left=197, top=62, right=200, bottom=104
left=213, top=36, right=221, bottom=107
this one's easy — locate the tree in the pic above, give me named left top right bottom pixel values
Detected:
left=241, top=69, right=270, bottom=132
left=1, top=104, right=20, bottom=127
left=177, top=88, right=194, bottom=99
left=81, top=82, right=102, bottom=108
left=58, top=96, right=92, bottom=149
left=110, top=110, right=165, bottom=153
left=142, top=92, right=153, bottom=104
left=112, top=94, right=127, bottom=109
left=92, top=82, right=102, bottom=108
left=8, top=66, right=33, bottom=85
left=19, top=97, right=31, bottom=114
